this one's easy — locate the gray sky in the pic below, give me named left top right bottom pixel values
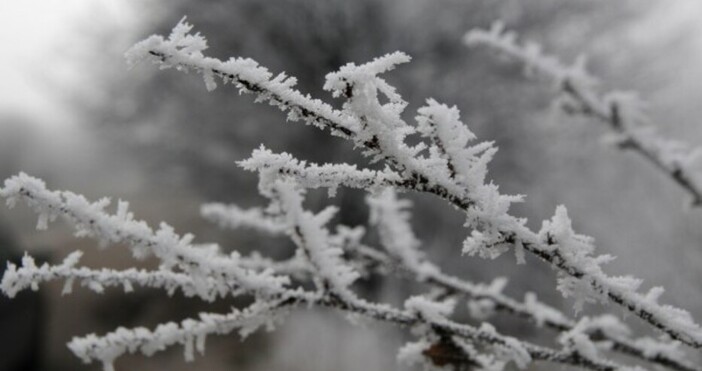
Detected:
left=0, top=1, right=136, bottom=131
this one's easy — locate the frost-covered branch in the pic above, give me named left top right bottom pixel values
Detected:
left=2, top=16, right=701, bottom=371
left=1, top=251, right=243, bottom=301
left=366, top=189, right=697, bottom=371
left=203, top=187, right=695, bottom=370
left=6, top=175, right=628, bottom=370
left=237, top=146, right=404, bottom=197
left=268, top=179, right=361, bottom=300
left=0, top=176, right=655, bottom=369
left=0, top=172, right=290, bottom=298
left=65, top=273, right=632, bottom=371
left=125, top=17, right=360, bottom=141
left=201, top=203, right=287, bottom=235
left=127, top=18, right=702, bottom=350
left=465, top=21, right=702, bottom=206
left=68, top=299, right=292, bottom=371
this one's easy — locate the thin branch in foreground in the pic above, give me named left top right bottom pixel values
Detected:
left=0, top=173, right=290, bottom=297
left=1, top=251, right=243, bottom=301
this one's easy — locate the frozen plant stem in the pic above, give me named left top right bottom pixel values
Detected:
left=465, top=21, right=702, bottom=207
left=126, top=20, right=702, bottom=347
left=207, top=189, right=696, bottom=371
left=1, top=174, right=633, bottom=370
left=126, top=15, right=701, bottom=359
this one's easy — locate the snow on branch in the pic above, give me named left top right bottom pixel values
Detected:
left=200, top=203, right=286, bottom=235
left=270, top=179, right=360, bottom=300
left=201, top=187, right=695, bottom=370
left=366, top=188, right=438, bottom=278
left=365, top=190, right=697, bottom=371
left=411, top=256, right=696, bottom=370
left=536, top=206, right=702, bottom=346
left=125, top=17, right=360, bottom=140
left=416, top=99, right=497, bottom=190
left=0, top=176, right=665, bottom=369
left=64, top=265, right=630, bottom=371
left=322, top=40, right=702, bottom=348
left=128, top=18, right=702, bottom=352
left=1, top=251, right=241, bottom=301
left=0, top=172, right=289, bottom=298
left=238, top=145, right=404, bottom=197
left=465, top=21, right=702, bottom=206
left=2, top=17, right=701, bottom=371
left=199, top=184, right=637, bottom=369
left=68, top=299, right=291, bottom=371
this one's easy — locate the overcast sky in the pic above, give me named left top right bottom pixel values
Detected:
left=0, top=1, right=137, bottom=131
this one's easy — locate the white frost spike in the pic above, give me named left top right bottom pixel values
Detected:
left=366, top=188, right=437, bottom=278
left=273, top=179, right=359, bottom=299
left=416, top=98, right=498, bottom=189
left=558, top=317, right=613, bottom=363
left=522, top=292, right=568, bottom=328
left=405, top=295, right=455, bottom=322
left=645, top=286, right=665, bottom=305
left=452, top=336, right=507, bottom=371
left=478, top=323, right=531, bottom=369
left=323, top=51, right=412, bottom=98
left=201, top=203, right=285, bottom=235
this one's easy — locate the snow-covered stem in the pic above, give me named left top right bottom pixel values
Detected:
left=427, top=270, right=697, bottom=371
left=0, top=173, right=289, bottom=299
left=1, top=249, right=317, bottom=302
left=204, top=190, right=696, bottom=370
left=366, top=190, right=696, bottom=371
left=128, top=19, right=702, bottom=349
left=2, top=17, right=699, bottom=371
left=241, top=150, right=702, bottom=349
left=68, top=299, right=293, bottom=371
left=465, top=21, right=702, bottom=206
left=1, top=251, right=243, bottom=301
left=366, top=189, right=438, bottom=277
left=66, top=277, right=631, bottom=371
left=322, top=293, right=629, bottom=371
left=201, top=203, right=287, bottom=235
left=237, top=146, right=404, bottom=197
left=270, top=179, right=360, bottom=300
left=125, top=17, right=360, bottom=141
left=0, top=172, right=640, bottom=370
left=373, top=244, right=696, bottom=370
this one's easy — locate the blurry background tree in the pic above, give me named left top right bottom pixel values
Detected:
left=3, top=0, right=702, bottom=370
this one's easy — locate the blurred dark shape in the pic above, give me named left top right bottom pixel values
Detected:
left=0, top=225, right=45, bottom=371
left=0, top=116, right=50, bottom=371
